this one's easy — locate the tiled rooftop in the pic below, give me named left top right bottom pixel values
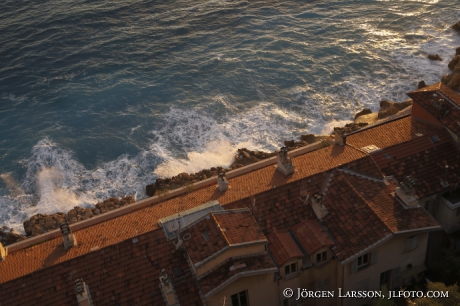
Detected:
left=267, top=230, right=303, bottom=266
left=291, top=219, right=335, bottom=255
left=0, top=142, right=366, bottom=285
left=340, top=171, right=438, bottom=233
left=372, top=129, right=460, bottom=198
left=0, top=228, right=203, bottom=306
left=347, top=115, right=443, bottom=151
left=320, top=170, right=391, bottom=262
left=407, top=83, right=460, bottom=137
left=182, top=210, right=266, bottom=266
left=197, top=253, right=277, bottom=297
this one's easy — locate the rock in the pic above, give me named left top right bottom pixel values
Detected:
left=457, top=47, right=460, bottom=56
left=0, top=226, right=28, bottom=246
left=284, top=140, right=295, bottom=147
left=418, top=80, right=427, bottom=89
left=448, top=56, right=460, bottom=71
left=31, top=224, right=45, bottom=236
left=378, top=100, right=412, bottom=119
left=452, top=21, right=460, bottom=32
left=428, top=54, right=442, bottom=61
left=354, top=108, right=372, bottom=120
left=300, top=134, right=316, bottom=143
left=448, top=73, right=460, bottom=91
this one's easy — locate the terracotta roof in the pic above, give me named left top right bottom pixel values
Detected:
left=267, top=231, right=303, bottom=266
left=347, top=115, right=443, bottom=151
left=320, top=170, right=391, bottom=262
left=0, top=143, right=366, bottom=285
left=182, top=210, right=266, bottom=266
left=372, top=129, right=460, bottom=198
left=0, top=228, right=203, bottom=306
left=407, top=82, right=460, bottom=137
left=197, top=253, right=277, bottom=297
left=291, top=219, right=335, bottom=255
left=340, top=171, right=439, bottom=233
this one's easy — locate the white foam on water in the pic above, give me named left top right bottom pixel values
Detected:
left=0, top=137, right=160, bottom=232
left=155, top=140, right=253, bottom=177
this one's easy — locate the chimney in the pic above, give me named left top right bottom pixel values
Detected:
left=441, top=165, right=450, bottom=187
left=74, top=278, right=93, bottom=306
left=311, top=193, right=328, bottom=219
left=0, top=242, right=7, bottom=261
left=217, top=172, right=229, bottom=191
left=159, top=269, right=178, bottom=306
left=395, top=175, right=419, bottom=207
left=59, top=221, right=77, bottom=249
left=334, top=128, right=347, bottom=145
left=276, top=147, right=295, bottom=175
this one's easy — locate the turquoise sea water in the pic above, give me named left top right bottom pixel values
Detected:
left=0, top=0, right=459, bottom=231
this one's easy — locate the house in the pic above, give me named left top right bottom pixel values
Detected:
left=1, top=83, right=459, bottom=306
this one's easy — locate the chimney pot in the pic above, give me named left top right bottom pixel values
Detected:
left=276, top=147, right=295, bottom=175
left=217, top=172, right=229, bottom=191
left=74, top=278, right=93, bottom=306
left=59, top=221, right=77, bottom=249
left=334, top=128, right=347, bottom=145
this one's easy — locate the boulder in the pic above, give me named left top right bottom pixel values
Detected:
left=448, top=56, right=460, bottom=71
left=456, top=47, right=460, bottom=56
left=428, top=54, right=442, bottom=61
left=300, top=134, right=316, bottom=143
left=418, top=80, right=427, bottom=89
left=284, top=140, right=295, bottom=147
left=354, top=108, right=372, bottom=120
left=378, top=100, right=412, bottom=119
left=452, top=21, right=460, bottom=32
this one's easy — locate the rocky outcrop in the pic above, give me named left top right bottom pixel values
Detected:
left=22, top=195, right=135, bottom=236
left=418, top=80, right=427, bottom=89
left=0, top=226, right=27, bottom=246
left=377, top=100, right=412, bottom=119
left=452, top=21, right=460, bottom=32
left=354, top=108, right=372, bottom=120
left=428, top=54, right=442, bottom=61
left=441, top=53, right=460, bottom=91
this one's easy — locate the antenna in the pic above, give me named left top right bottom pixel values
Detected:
left=299, top=180, right=310, bottom=204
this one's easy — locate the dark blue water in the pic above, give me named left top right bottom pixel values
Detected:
left=0, top=0, right=459, bottom=231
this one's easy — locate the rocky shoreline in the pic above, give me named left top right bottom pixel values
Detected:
left=1, top=22, right=459, bottom=248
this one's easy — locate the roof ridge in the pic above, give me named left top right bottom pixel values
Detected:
left=346, top=114, right=411, bottom=137
left=340, top=172, right=394, bottom=234
left=210, top=213, right=231, bottom=247
left=338, top=168, right=383, bottom=183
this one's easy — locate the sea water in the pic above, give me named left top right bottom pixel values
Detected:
left=0, top=0, right=459, bottom=232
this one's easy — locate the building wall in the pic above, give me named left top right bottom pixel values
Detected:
left=411, top=102, right=443, bottom=126
left=436, top=200, right=460, bottom=233
left=340, top=233, right=429, bottom=306
left=277, top=250, right=339, bottom=306
left=205, top=273, right=278, bottom=306
left=196, top=243, right=266, bottom=277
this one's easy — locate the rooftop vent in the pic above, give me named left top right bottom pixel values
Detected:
left=361, top=145, right=381, bottom=154
left=159, top=200, right=223, bottom=240
left=311, top=193, right=328, bottom=219
left=430, top=135, right=440, bottom=143
left=59, top=221, right=77, bottom=249
left=159, top=269, right=179, bottom=306
left=74, top=278, right=93, bottom=306
left=395, top=175, right=419, bottom=208
left=217, top=172, right=229, bottom=192
left=0, top=242, right=7, bottom=261
left=334, top=128, right=347, bottom=145
left=276, top=147, right=295, bottom=175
